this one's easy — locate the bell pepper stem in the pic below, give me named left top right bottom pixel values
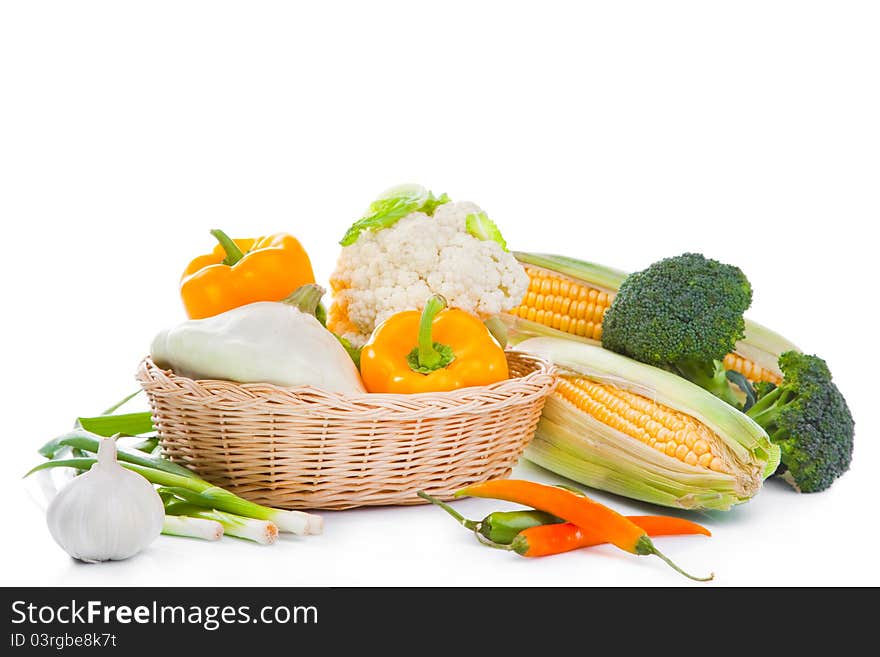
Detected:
left=210, top=229, right=246, bottom=266
left=406, top=295, right=455, bottom=373
left=281, top=284, right=325, bottom=317
left=418, top=295, right=447, bottom=369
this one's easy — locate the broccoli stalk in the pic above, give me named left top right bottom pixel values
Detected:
left=745, top=352, right=854, bottom=493
left=601, top=252, right=752, bottom=408
left=670, top=359, right=742, bottom=408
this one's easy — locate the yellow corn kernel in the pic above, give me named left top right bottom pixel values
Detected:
left=723, top=353, right=782, bottom=385
left=555, top=378, right=730, bottom=473
left=512, top=268, right=615, bottom=340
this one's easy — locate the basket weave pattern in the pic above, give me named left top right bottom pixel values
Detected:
left=136, top=351, right=556, bottom=510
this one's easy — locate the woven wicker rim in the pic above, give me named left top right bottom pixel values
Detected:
left=137, top=351, right=555, bottom=419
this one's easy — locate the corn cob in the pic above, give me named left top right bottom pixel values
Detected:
left=556, top=378, right=730, bottom=472
left=507, top=252, right=799, bottom=384
left=514, top=265, right=614, bottom=341
left=518, top=337, right=780, bottom=511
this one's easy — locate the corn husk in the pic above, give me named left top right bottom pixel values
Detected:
left=518, top=338, right=780, bottom=511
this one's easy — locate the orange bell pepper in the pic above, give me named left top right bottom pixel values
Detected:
left=360, top=295, right=508, bottom=394
left=180, top=229, right=316, bottom=319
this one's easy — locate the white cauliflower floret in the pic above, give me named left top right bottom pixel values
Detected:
left=329, top=200, right=529, bottom=346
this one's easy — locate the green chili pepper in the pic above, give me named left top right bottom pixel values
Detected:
left=417, top=490, right=562, bottom=544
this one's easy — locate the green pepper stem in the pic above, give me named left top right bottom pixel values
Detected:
left=636, top=536, right=714, bottom=582
left=415, top=295, right=452, bottom=370
left=417, top=491, right=480, bottom=532
left=281, top=284, right=325, bottom=317
left=210, top=229, right=246, bottom=266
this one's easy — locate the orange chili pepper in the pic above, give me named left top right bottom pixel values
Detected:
left=360, top=295, right=508, bottom=394
left=456, top=479, right=713, bottom=581
left=180, top=229, right=315, bottom=319
left=511, top=516, right=710, bottom=557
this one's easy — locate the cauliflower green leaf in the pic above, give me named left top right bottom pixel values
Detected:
left=466, top=211, right=508, bottom=251
left=339, top=184, right=450, bottom=246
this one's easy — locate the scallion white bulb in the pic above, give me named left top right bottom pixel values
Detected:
left=46, top=438, right=164, bottom=563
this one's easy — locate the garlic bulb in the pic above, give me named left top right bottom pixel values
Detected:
left=46, top=438, right=164, bottom=563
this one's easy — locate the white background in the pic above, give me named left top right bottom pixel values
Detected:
left=1, top=1, right=878, bottom=587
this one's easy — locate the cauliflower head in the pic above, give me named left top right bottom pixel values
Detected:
left=329, top=188, right=529, bottom=347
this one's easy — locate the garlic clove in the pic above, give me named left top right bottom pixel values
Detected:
left=46, top=438, right=165, bottom=563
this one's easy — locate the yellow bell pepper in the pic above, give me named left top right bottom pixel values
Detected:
left=360, top=295, right=509, bottom=394
left=180, top=229, right=316, bottom=319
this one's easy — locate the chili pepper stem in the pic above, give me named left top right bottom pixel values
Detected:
left=417, top=491, right=480, bottom=532
left=210, top=229, right=246, bottom=266
left=407, top=295, right=455, bottom=373
left=281, top=283, right=326, bottom=317
left=635, top=536, right=714, bottom=582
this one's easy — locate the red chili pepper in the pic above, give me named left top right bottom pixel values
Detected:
left=511, top=515, right=711, bottom=557
left=457, top=479, right=713, bottom=581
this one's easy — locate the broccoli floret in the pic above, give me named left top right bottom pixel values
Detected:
left=746, top=351, right=854, bottom=493
left=601, top=253, right=752, bottom=406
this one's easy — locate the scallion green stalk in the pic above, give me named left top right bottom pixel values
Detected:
left=26, top=458, right=321, bottom=536
left=76, top=411, right=155, bottom=437
left=38, top=431, right=195, bottom=479
left=130, top=436, right=159, bottom=454
left=99, top=390, right=143, bottom=416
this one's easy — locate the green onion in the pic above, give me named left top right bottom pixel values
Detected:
left=99, top=390, right=143, bottom=416
left=164, top=499, right=278, bottom=545
left=162, top=515, right=223, bottom=541
left=26, top=458, right=321, bottom=536
left=156, top=485, right=321, bottom=535
left=77, top=411, right=154, bottom=437
left=37, top=430, right=195, bottom=479
left=130, top=436, right=159, bottom=454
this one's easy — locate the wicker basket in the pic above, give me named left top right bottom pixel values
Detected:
left=135, top=351, right=556, bottom=510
